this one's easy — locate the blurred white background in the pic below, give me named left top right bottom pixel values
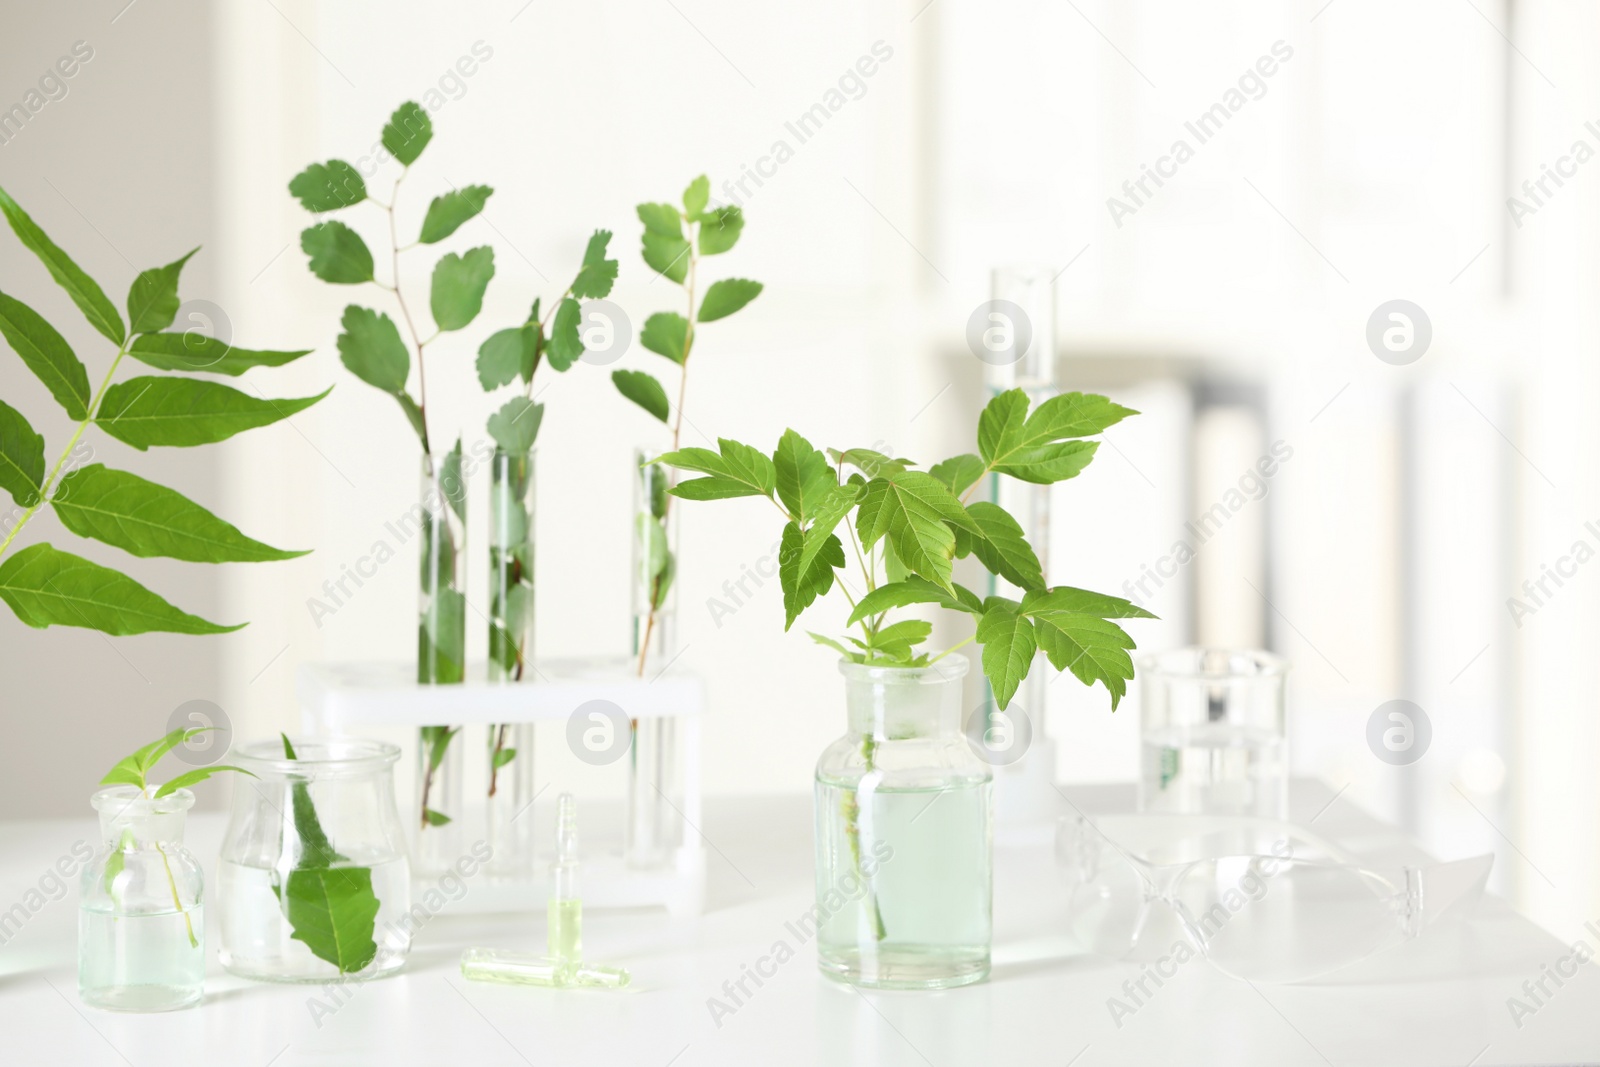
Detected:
left=2, top=0, right=1595, bottom=942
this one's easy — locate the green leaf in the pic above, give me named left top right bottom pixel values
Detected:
left=128, top=333, right=312, bottom=377
left=666, top=476, right=763, bottom=501
left=660, top=438, right=775, bottom=504
left=642, top=230, right=691, bottom=283
left=0, top=399, right=45, bottom=507
left=476, top=326, right=533, bottom=390
left=640, top=312, right=689, bottom=364
left=977, top=598, right=1036, bottom=710
left=1028, top=610, right=1137, bottom=709
left=0, top=185, right=125, bottom=345
left=96, top=377, right=331, bottom=450
left=381, top=102, right=432, bottom=166
left=963, top=501, right=1045, bottom=591
left=420, top=583, right=466, bottom=684
left=698, top=205, right=745, bottom=255
left=979, top=388, right=1134, bottom=484
left=420, top=725, right=461, bottom=774
left=545, top=297, right=583, bottom=370
left=423, top=809, right=453, bottom=827
left=491, top=747, right=518, bottom=770
left=53, top=464, right=306, bottom=563
left=439, top=438, right=467, bottom=522
left=398, top=393, right=426, bottom=444
left=336, top=305, right=409, bottom=393
left=637, top=202, right=682, bottom=237
left=1020, top=586, right=1157, bottom=620
left=612, top=369, right=669, bottom=423
left=570, top=230, right=618, bottom=299
left=778, top=521, right=841, bottom=630
left=697, top=278, right=763, bottom=323
left=126, top=248, right=197, bottom=336
left=0, top=542, right=240, bottom=635
left=154, top=764, right=255, bottom=799
left=682, top=176, right=710, bottom=217
left=418, top=185, right=493, bottom=244
left=829, top=448, right=911, bottom=478
left=929, top=453, right=987, bottom=498
left=301, top=221, right=374, bottom=285
left=487, top=396, right=544, bottom=454
left=854, top=470, right=978, bottom=592
left=103, top=726, right=208, bottom=789
left=288, top=160, right=367, bottom=212
left=865, top=619, right=933, bottom=662
left=284, top=866, right=380, bottom=974
left=282, top=733, right=346, bottom=866
left=773, top=429, right=833, bottom=521
left=430, top=247, right=494, bottom=331
left=808, top=631, right=861, bottom=661
left=847, top=576, right=981, bottom=626
left=0, top=290, right=91, bottom=419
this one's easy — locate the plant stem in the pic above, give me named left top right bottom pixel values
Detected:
left=635, top=228, right=699, bottom=679
left=0, top=339, right=131, bottom=564
left=379, top=172, right=432, bottom=456
left=845, top=736, right=887, bottom=942
left=488, top=723, right=508, bottom=797
left=154, top=841, right=197, bottom=949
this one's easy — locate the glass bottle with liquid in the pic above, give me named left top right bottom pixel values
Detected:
left=78, top=786, right=205, bottom=1012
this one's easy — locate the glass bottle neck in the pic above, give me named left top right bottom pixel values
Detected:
left=843, top=670, right=965, bottom=741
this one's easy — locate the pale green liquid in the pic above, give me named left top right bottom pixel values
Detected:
left=547, top=898, right=581, bottom=963
left=813, top=778, right=992, bottom=989
left=217, top=857, right=411, bottom=982
left=78, top=903, right=204, bottom=1012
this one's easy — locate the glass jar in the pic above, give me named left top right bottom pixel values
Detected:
left=78, top=787, right=205, bottom=1012
left=218, top=738, right=411, bottom=983
left=417, top=452, right=466, bottom=872
left=487, top=447, right=536, bottom=877
left=814, top=657, right=993, bottom=989
left=1138, top=648, right=1289, bottom=820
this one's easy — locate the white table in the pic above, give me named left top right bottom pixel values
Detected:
left=0, top=782, right=1593, bottom=1066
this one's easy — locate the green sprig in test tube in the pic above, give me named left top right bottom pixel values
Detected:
left=460, top=794, right=630, bottom=988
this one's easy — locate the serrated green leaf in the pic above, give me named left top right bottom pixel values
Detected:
left=336, top=306, right=408, bottom=393
left=865, top=618, right=933, bottom=662
left=658, top=438, right=776, bottom=501
left=697, top=278, right=762, bottom=323
left=698, top=205, right=744, bottom=255
left=1020, top=586, right=1157, bottom=620
left=431, top=247, right=494, bottom=331
left=637, top=202, right=682, bottom=237
left=128, top=333, right=312, bottom=377
left=773, top=429, right=833, bottom=521
left=0, top=542, right=240, bottom=635
left=570, top=230, right=617, bottom=299
left=798, top=482, right=859, bottom=575
left=991, top=441, right=1099, bottom=485
left=381, top=102, right=432, bottom=166
left=963, top=501, right=1044, bottom=591
left=980, top=388, right=1134, bottom=484
left=847, top=576, right=980, bottom=627
left=640, top=312, right=689, bottom=364
left=854, top=470, right=978, bottom=591
left=53, top=464, right=305, bottom=563
left=476, top=326, right=533, bottom=390
left=1023, top=390, right=1138, bottom=441
left=642, top=230, right=691, bottom=283
left=670, top=476, right=766, bottom=501
left=96, top=378, right=330, bottom=450
left=682, top=176, right=710, bottom=217
left=1029, top=610, right=1137, bottom=709
left=808, top=631, right=861, bottom=661
left=288, top=160, right=367, bottom=212
left=0, top=185, right=125, bottom=345
left=419, top=185, right=493, bottom=244
left=778, top=521, right=840, bottom=630
left=544, top=297, right=582, bottom=370
left=977, top=389, right=1029, bottom=468
left=929, top=453, right=987, bottom=497
left=0, top=290, right=91, bottom=419
left=487, top=396, right=544, bottom=453
left=126, top=248, right=197, bottom=336
left=977, top=598, right=1035, bottom=710
left=301, top=221, right=374, bottom=285
left=612, top=369, right=669, bottom=423
left=0, top=399, right=45, bottom=508
left=829, top=448, right=911, bottom=478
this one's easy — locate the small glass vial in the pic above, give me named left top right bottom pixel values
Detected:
left=79, top=787, right=205, bottom=1012
left=549, top=794, right=581, bottom=968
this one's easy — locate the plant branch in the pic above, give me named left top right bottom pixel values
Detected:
left=383, top=167, right=433, bottom=456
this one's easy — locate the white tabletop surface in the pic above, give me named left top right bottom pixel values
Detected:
left=0, top=781, right=1594, bottom=1067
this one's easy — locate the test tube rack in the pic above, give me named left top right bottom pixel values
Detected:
left=296, top=657, right=706, bottom=917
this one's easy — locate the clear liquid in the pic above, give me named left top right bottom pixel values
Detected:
left=813, top=777, right=992, bottom=989
left=78, top=904, right=204, bottom=1012
left=547, top=898, right=581, bottom=963
left=1141, top=724, right=1287, bottom=819
left=217, top=857, right=412, bottom=982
